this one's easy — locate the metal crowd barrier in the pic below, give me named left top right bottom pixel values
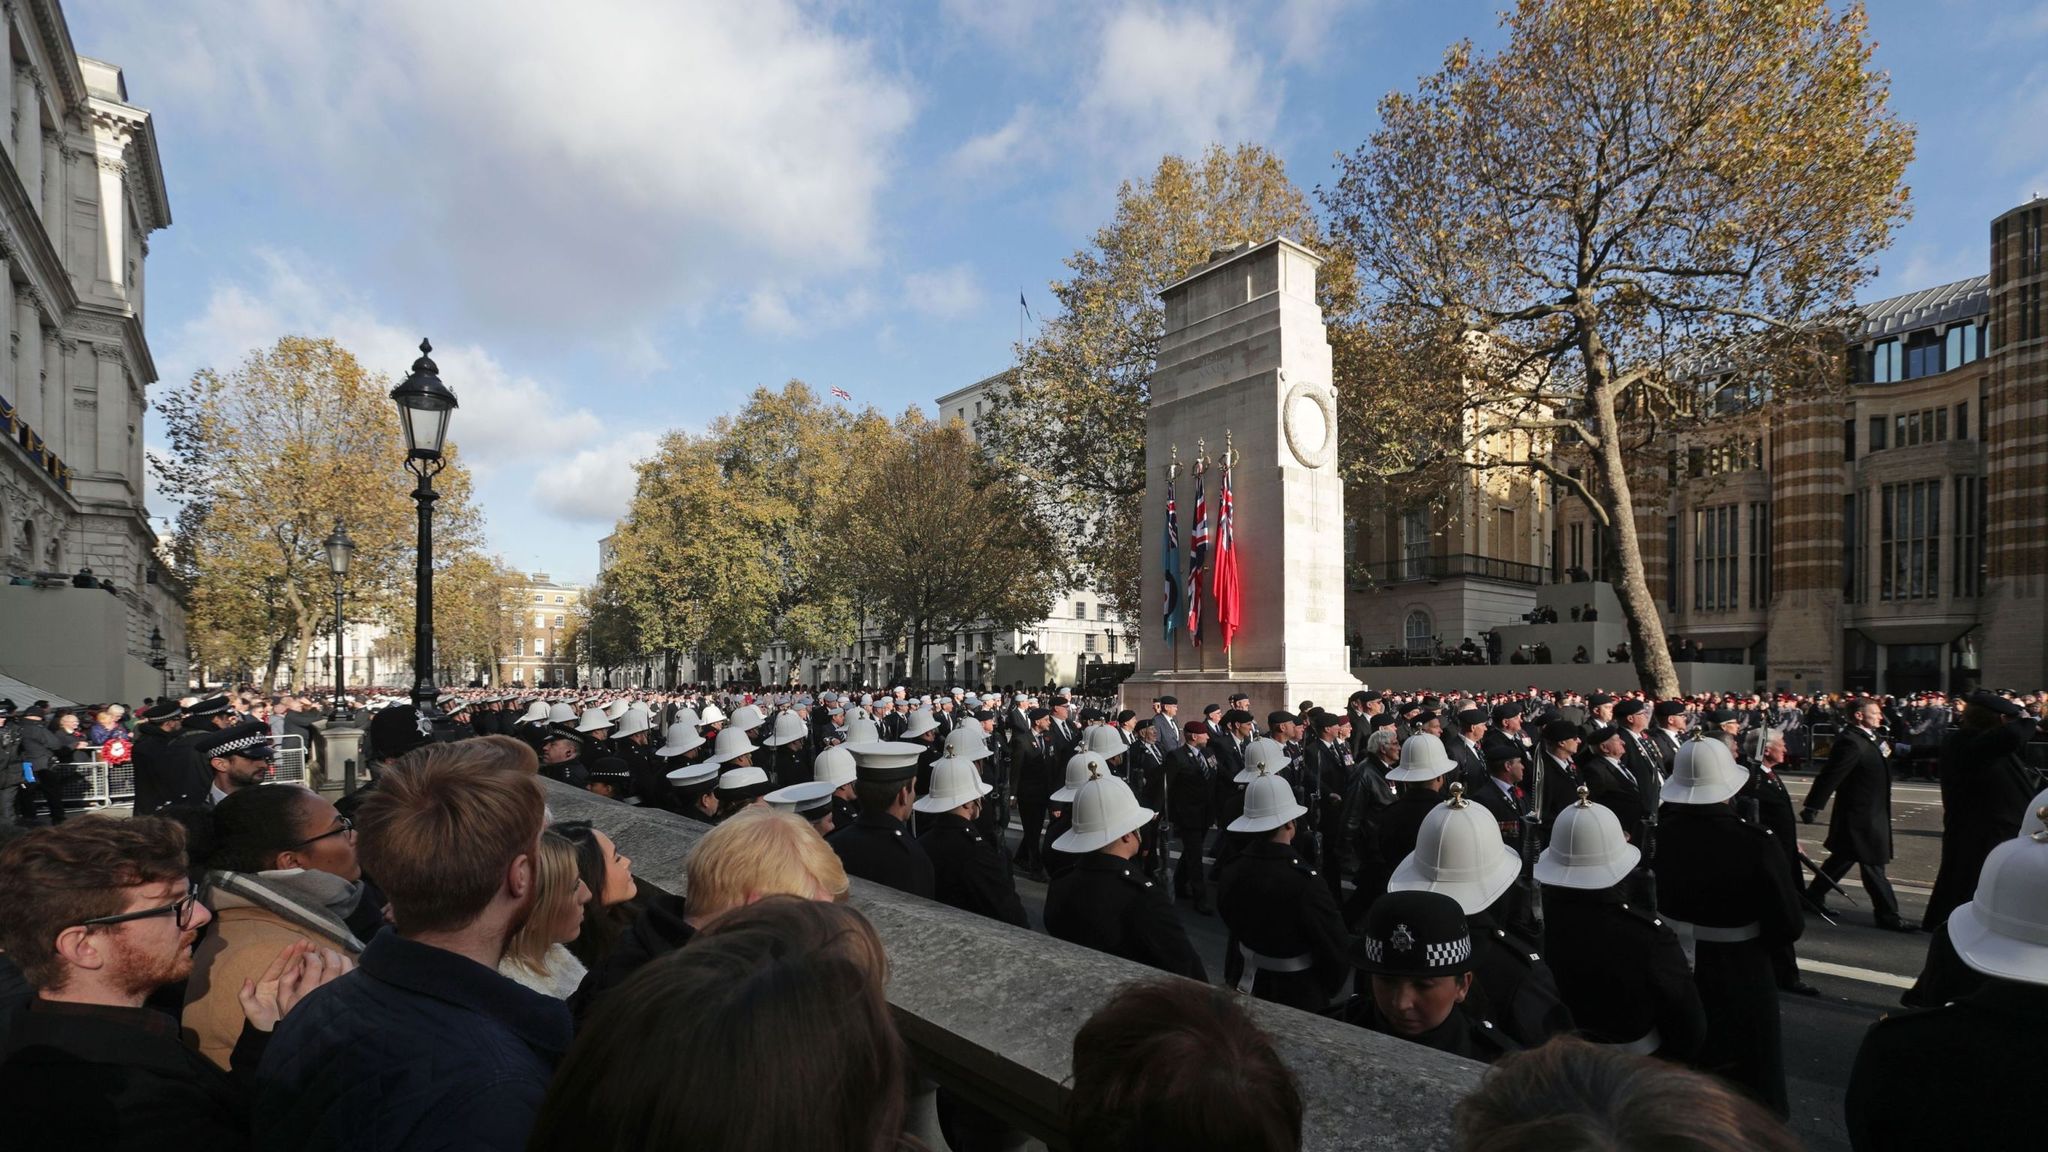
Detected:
left=58, top=733, right=309, bottom=809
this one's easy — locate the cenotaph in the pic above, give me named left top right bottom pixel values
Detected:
left=1123, top=237, right=1363, bottom=717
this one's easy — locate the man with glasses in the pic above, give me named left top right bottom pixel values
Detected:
left=0, top=817, right=345, bottom=1150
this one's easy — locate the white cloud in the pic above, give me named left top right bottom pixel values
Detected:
left=164, top=251, right=657, bottom=539
left=1275, top=0, right=1360, bottom=65
left=90, top=0, right=916, bottom=337
left=947, top=104, right=1045, bottom=183
left=745, top=289, right=802, bottom=336
left=1082, top=5, right=1277, bottom=158
left=903, top=265, right=985, bottom=318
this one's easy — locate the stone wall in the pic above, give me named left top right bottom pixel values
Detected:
left=540, top=781, right=1479, bottom=1151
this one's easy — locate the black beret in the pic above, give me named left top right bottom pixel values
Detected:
left=1484, top=743, right=1526, bottom=766
left=1490, top=702, right=1520, bottom=721
left=1455, top=707, right=1488, bottom=728
left=1709, top=708, right=1741, bottom=724
left=1587, top=693, right=1616, bottom=708
left=1222, top=708, right=1255, bottom=727
left=1027, top=707, right=1050, bottom=722
left=1541, top=718, right=1581, bottom=743
left=1587, top=724, right=1622, bottom=746
left=1653, top=699, right=1689, bottom=719
left=1154, top=695, right=1178, bottom=706
left=1079, top=708, right=1106, bottom=724
left=1369, top=713, right=1399, bottom=730
left=1267, top=710, right=1299, bottom=729
left=1613, top=699, right=1647, bottom=720
left=1307, top=710, right=1342, bottom=732
left=1411, top=709, right=1439, bottom=725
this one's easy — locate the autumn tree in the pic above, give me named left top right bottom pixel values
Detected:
left=827, top=419, right=1060, bottom=682
left=156, top=337, right=486, bottom=689
left=979, top=144, right=1357, bottom=627
left=1321, top=0, right=1912, bottom=694
left=378, top=551, right=524, bottom=686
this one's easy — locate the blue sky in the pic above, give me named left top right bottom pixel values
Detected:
left=66, top=0, right=2048, bottom=585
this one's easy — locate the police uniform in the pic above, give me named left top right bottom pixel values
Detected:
left=1044, top=853, right=1207, bottom=981
left=1463, top=910, right=1575, bottom=1049
left=918, top=811, right=1029, bottom=928
left=1333, top=888, right=1517, bottom=1064
left=1216, top=839, right=1350, bottom=1012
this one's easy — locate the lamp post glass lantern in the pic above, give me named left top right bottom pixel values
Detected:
left=323, top=519, right=356, bottom=719
left=391, top=339, right=457, bottom=712
left=147, top=626, right=168, bottom=697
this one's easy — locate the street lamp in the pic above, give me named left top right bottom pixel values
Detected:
left=323, top=519, right=356, bottom=720
left=147, top=626, right=168, bottom=698
left=391, top=338, right=458, bottom=712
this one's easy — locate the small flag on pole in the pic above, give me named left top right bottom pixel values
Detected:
left=1019, top=291, right=1031, bottom=320
left=830, top=387, right=852, bottom=401
left=1163, top=469, right=1180, bottom=650
left=1186, top=463, right=1208, bottom=648
left=1214, top=449, right=1241, bottom=651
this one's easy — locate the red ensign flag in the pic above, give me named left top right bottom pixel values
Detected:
left=1213, top=455, right=1240, bottom=650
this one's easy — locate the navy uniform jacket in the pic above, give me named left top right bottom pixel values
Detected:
left=1463, top=910, right=1575, bottom=1049
left=829, top=809, right=936, bottom=899
left=1539, top=885, right=1705, bottom=1059
left=1335, top=997, right=1517, bottom=1065
left=1581, top=757, right=1649, bottom=847
left=1847, top=977, right=2048, bottom=1152
left=1044, top=852, right=1207, bottom=981
left=132, top=722, right=206, bottom=815
left=918, top=812, right=1029, bottom=928
left=1216, top=839, right=1349, bottom=1012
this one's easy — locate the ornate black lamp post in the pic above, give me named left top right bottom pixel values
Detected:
left=323, top=519, right=356, bottom=720
left=147, top=626, right=168, bottom=697
left=390, top=339, right=458, bottom=712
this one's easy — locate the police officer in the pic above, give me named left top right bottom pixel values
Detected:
left=1043, top=764, right=1205, bottom=981
left=1847, top=814, right=2048, bottom=1151
left=1536, top=788, right=1705, bottom=1061
left=129, top=700, right=193, bottom=816
left=1335, top=889, right=1517, bottom=1063
left=1388, top=783, right=1574, bottom=1049
left=664, top=760, right=720, bottom=824
left=827, top=740, right=935, bottom=899
left=1217, top=766, right=1350, bottom=1012
left=1658, top=738, right=1804, bottom=1117
left=915, top=757, right=1029, bottom=929
left=165, top=695, right=236, bottom=804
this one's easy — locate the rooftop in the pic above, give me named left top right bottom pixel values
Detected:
left=1853, top=275, right=1989, bottom=341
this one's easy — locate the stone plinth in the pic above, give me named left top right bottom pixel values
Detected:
left=1124, top=238, right=1362, bottom=718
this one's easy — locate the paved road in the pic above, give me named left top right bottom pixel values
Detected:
left=992, top=771, right=1952, bottom=1152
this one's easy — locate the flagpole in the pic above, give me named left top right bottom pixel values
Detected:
left=1194, top=438, right=1208, bottom=675
left=1224, top=430, right=1235, bottom=678
left=1169, top=447, right=1181, bottom=674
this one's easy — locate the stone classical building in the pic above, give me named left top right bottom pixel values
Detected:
left=0, top=2, right=179, bottom=705
left=498, top=571, right=584, bottom=688
left=1354, top=196, right=2048, bottom=696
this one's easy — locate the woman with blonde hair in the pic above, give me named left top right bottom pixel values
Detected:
left=498, top=830, right=592, bottom=999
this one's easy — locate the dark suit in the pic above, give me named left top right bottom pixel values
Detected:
left=1044, top=852, right=1207, bottom=981
left=828, top=810, right=935, bottom=899
left=1444, top=734, right=1488, bottom=791
left=1581, top=756, right=1648, bottom=846
left=1166, top=743, right=1216, bottom=902
left=1216, top=840, right=1349, bottom=1012
left=1802, top=726, right=1902, bottom=924
left=1923, top=716, right=2039, bottom=929
left=1012, top=732, right=1053, bottom=873
left=919, top=812, right=1029, bottom=928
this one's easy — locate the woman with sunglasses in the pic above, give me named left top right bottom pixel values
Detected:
left=179, top=784, right=370, bottom=1069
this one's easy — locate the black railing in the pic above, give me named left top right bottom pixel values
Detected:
left=1355, top=552, right=1548, bottom=588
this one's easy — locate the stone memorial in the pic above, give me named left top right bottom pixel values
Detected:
left=1124, top=237, right=1364, bottom=717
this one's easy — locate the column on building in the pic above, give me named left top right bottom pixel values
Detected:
left=1980, top=201, right=2048, bottom=687
left=13, top=74, right=37, bottom=214
left=13, top=291, right=36, bottom=429
left=41, top=129, right=61, bottom=226
left=99, top=345, right=130, bottom=479
left=0, top=254, right=11, bottom=408
left=1765, top=398, right=1847, bottom=690
left=41, top=324, right=60, bottom=466
left=0, top=10, right=12, bottom=147
left=98, top=155, right=128, bottom=292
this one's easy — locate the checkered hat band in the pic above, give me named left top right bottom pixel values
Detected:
left=214, top=734, right=271, bottom=756
left=1363, top=933, right=1471, bottom=967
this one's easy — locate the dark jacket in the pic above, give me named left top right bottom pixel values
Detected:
left=1580, top=756, right=1649, bottom=847
left=1335, top=997, right=1517, bottom=1064
left=131, top=721, right=201, bottom=815
left=569, top=888, right=694, bottom=1025
left=918, top=811, right=1030, bottom=928
left=1044, top=852, right=1207, bottom=981
left=1464, top=910, right=1575, bottom=1049
left=1924, top=717, right=2040, bottom=927
left=1540, top=884, right=1705, bottom=1060
left=828, top=809, right=936, bottom=899
left=1803, top=726, right=1895, bottom=863
left=1216, top=839, right=1349, bottom=1012
left=1, top=999, right=253, bottom=1152
left=253, top=930, right=573, bottom=1152
left=1166, top=743, right=1216, bottom=831
left=1847, top=977, right=2048, bottom=1152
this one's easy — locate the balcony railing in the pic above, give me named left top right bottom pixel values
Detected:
left=1356, top=552, right=1548, bottom=588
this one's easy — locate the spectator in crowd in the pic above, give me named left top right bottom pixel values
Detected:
left=1453, top=1037, right=1800, bottom=1152
left=0, top=817, right=347, bottom=1152
left=15, top=702, right=79, bottom=825
left=1068, top=978, right=1303, bottom=1152
left=531, top=897, right=908, bottom=1152
left=570, top=806, right=850, bottom=1021
left=498, top=831, right=591, bottom=999
left=552, top=819, right=639, bottom=970
left=181, top=784, right=371, bottom=1069
left=253, top=738, right=569, bottom=1152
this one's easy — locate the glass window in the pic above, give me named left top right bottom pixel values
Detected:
left=1404, top=610, right=1433, bottom=652
left=1665, top=516, right=1678, bottom=610
left=1905, top=330, right=1942, bottom=379
left=1869, top=416, right=1886, bottom=451
left=1956, top=402, right=1969, bottom=440
left=1844, top=419, right=1857, bottom=461
left=555, top=595, right=564, bottom=604
left=532, top=593, right=543, bottom=603
left=554, top=615, right=564, bottom=627
left=1870, top=339, right=1901, bottom=383
left=1843, top=493, right=1859, bottom=602
left=1880, top=480, right=1940, bottom=601
left=1748, top=502, right=1771, bottom=609
left=1075, top=602, right=1088, bottom=620
left=1954, top=476, right=1986, bottom=598
left=1918, top=409, right=1933, bottom=444
left=1402, top=511, right=1431, bottom=580
left=1936, top=407, right=1948, bottom=441
left=1083, top=633, right=1096, bottom=653
left=1894, top=413, right=1908, bottom=447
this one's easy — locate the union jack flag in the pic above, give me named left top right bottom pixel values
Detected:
left=1186, top=466, right=1208, bottom=646
left=830, top=387, right=852, bottom=401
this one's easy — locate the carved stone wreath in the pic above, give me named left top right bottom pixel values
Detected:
left=1282, top=380, right=1335, bottom=469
